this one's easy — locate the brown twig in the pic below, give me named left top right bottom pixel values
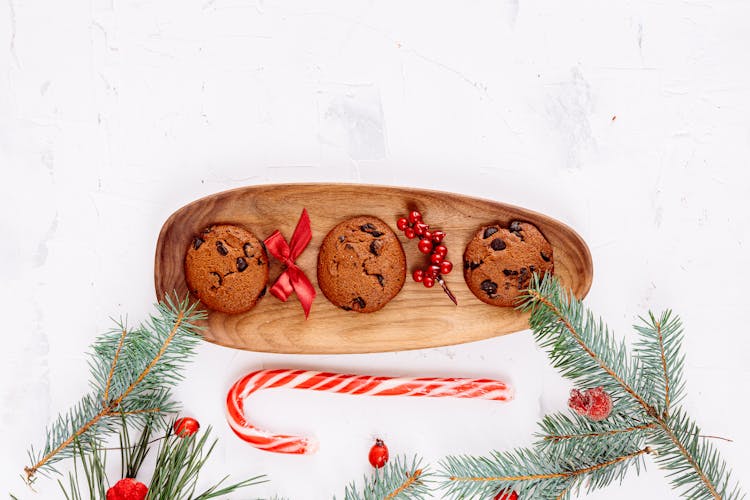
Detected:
left=450, top=447, right=652, bottom=483
left=700, top=435, right=734, bottom=443
left=436, top=275, right=458, bottom=305
left=103, top=328, right=128, bottom=405
left=544, top=422, right=657, bottom=442
left=385, top=469, right=422, bottom=500
left=24, top=311, right=186, bottom=482
left=655, top=320, right=671, bottom=416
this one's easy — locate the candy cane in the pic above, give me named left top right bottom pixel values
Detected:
left=226, top=368, right=513, bottom=454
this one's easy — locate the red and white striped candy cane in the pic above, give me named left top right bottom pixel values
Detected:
left=226, top=368, right=513, bottom=454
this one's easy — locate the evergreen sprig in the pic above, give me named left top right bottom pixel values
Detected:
left=438, top=275, right=744, bottom=499
left=341, top=455, right=432, bottom=500
left=25, top=294, right=206, bottom=483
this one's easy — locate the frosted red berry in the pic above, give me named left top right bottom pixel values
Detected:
left=494, top=490, right=519, bottom=500
left=440, top=261, right=453, bottom=274
left=418, top=239, right=433, bottom=254
left=368, top=439, right=389, bottom=469
left=568, top=387, right=612, bottom=421
left=413, top=269, right=424, bottom=282
left=397, top=217, right=409, bottom=231
left=174, top=417, right=200, bottom=437
left=106, top=478, right=148, bottom=500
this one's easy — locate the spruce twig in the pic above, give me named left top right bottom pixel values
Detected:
left=341, top=455, right=432, bottom=500
left=438, top=275, right=744, bottom=499
left=25, top=294, right=206, bottom=483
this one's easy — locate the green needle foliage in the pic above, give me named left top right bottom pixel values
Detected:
left=438, top=275, right=744, bottom=500
left=341, top=455, right=432, bottom=500
left=25, top=294, right=206, bottom=483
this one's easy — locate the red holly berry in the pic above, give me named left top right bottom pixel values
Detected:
left=368, top=438, right=389, bottom=469
left=422, top=276, right=435, bottom=288
left=408, top=211, right=422, bottom=224
left=412, top=269, right=424, bottom=282
left=106, top=478, right=148, bottom=500
left=404, top=227, right=416, bottom=239
left=430, top=253, right=444, bottom=265
left=494, top=490, right=519, bottom=500
left=397, top=217, right=409, bottom=231
left=431, top=230, right=446, bottom=243
left=418, top=239, right=433, bottom=254
left=174, top=417, right=200, bottom=437
left=440, top=260, right=453, bottom=274
left=434, top=245, right=448, bottom=257
left=568, top=387, right=612, bottom=421
left=414, top=222, right=428, bottom=236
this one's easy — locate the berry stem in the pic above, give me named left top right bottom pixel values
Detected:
left=437, top=275, right=458, bottom=305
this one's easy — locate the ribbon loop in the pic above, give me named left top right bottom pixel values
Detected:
left=264, top=209, right=316, bottom=318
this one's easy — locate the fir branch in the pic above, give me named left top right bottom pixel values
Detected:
left=25, top=294, right=206, bottom=482
left=438, top=275, right=744, bottom=499
left=341, top=455, right=432, bottom=500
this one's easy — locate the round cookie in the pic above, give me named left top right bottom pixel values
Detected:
left=463, top=221, right=554, bottom=307
left=185, top=224, right=269, bottom=314
left=317, top=216, right=406, bottom=313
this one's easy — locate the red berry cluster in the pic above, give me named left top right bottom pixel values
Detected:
left=568, top=386, right=612, bottom=421
left=397, top=210, right=453, bottom=289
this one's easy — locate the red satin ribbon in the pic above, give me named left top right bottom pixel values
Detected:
left=263, top=209, right=316, bottom=318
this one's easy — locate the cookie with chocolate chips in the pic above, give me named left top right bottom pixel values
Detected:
left=184, top=224, right=269, bottom=314
left=317, top=216, right=406, bottom=313
left=463, top=221, right=553, bottom=307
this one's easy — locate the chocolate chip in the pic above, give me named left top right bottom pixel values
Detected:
left=338, top=235, right=346, bottom=243
left=490, top=238, right=506, bottom=251
left=216, top=241, right=228, bottom=256
left=243, top=242, right=254, bottom=258
left=236, top=257, right=248, bottom=272
left=483, top=226, right=499, bottom=239
left=193, top=237, right=204, bottom=250
left=371, top=231, right=384, bottom=237
left=360, top=223, right=377, bottom=232
left=256, top=257, right=263, bottom=266
left=345, top=243, right=354, bottom=250
left=509, top=221, right=522, bottom=232
left=540, top=251, right=551, bottom=262
left=353, top=297, right=366, bottom=309
left=376, top=274, right=385, bottom=287
left=503, top=269, right=518, bottom=276
left=529, top=265, right=536, bottom=273
left=469, top=260, right=482, bottom=270
left=202, top=226, right=213, bottom=234
left=258, top=286, right=267, bottom=298
left=340, top=305, right=353, bottom=311
left=369, top=240, right=383, bottom=256
left=480, top=279, right=498, bottom=297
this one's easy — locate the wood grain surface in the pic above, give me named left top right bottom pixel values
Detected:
left=154, top=184, right=593, bottom=354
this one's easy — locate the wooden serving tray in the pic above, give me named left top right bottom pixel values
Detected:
left=154, top=184, right=592, bottom=354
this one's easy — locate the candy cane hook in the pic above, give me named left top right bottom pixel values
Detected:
left=226, top=368, right=513, bottom=454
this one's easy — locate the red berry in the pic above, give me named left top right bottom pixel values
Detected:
left=106, top=478, right=148, bottom=500
left=404, top=227, right=416, bottom=239
left=397, top=217, right=409, bottom=231
left=428, top=265, right=440, bottom=277
left=568, top=387, right=612, bottom=421
left=494, top=490, right=519, bottom=500
left=368, top=439, right=389, bottom=469
left=440, top=261, right=453, bottom=274
left=408, top=211, right=422, bottom=224
left=431, top=231, right=446, bottom=243
left=414, top=223, right=428, bottom=236
left=174, top=417, right=200, bottom=437
left=430, top=253, right=444, bottom=265
left=423, top=276, right=435, bottom=288
left=418, top=239, right=433, bottom=254
left=412, top=269, right=424, bottom=282
left=434, top=245, right=448, bottom=257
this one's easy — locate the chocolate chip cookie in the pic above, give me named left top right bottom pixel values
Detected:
left=184, top=224, right=269, bottom=314
left=463, top=221, right=553, bottom=306
left=317, top=216, right=406, bottom=313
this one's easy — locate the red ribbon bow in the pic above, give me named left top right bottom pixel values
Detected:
left=263, top=209, right=316, bottom=318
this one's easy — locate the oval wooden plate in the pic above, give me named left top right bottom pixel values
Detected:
left=155, top=184, right=592, bottom=354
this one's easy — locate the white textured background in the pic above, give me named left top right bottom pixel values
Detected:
left=2, top=1, right=749, bottom=498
